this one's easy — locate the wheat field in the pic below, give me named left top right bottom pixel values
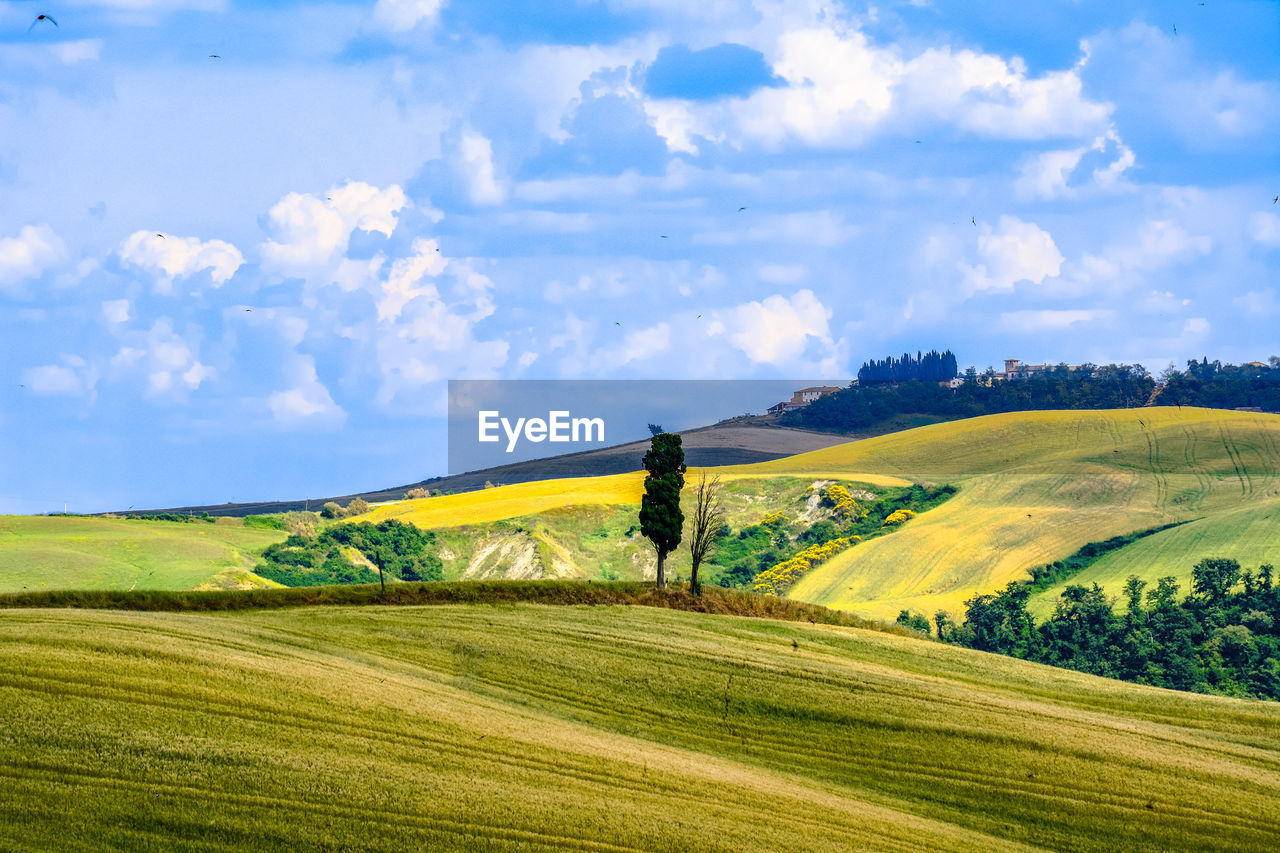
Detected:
left=1, top=602, right=1277, bottom=850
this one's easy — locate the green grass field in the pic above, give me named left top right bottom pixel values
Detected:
left=0, top=516, right=286, bottom=593
left=0, top=601, right=1276, bottom=851
left=1029, top=501, right=1280, bottom=617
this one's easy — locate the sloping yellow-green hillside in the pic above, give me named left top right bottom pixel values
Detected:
left=1, top=602, right=1276, bottom=850
left=365, top=470, right=909, bottom=530
left=364, top=408, right=1279, bottom=618
left=765, top=408, right=1280, bottom=619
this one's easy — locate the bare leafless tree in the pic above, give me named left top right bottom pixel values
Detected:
left=688, top=472, right=726, bottom=596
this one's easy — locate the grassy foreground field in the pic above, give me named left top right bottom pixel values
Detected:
left=1, top=600, right=1277, bottom=851
left=0, top=516, right=285, bottom=593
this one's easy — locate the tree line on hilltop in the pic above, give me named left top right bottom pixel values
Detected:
left=797, top=363, right=1154, bottom=430
left=857, top=349, right=958, bottom=384
left=794, top=356, right=1280, bottom=431
left=1159, top=357, right=1280, bottom=411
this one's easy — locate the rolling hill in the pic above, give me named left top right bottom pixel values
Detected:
left=0, top=600, right=1276, bottom=850
left=0, top=516, right=286, bottom=594
left=360, top=407, right=1280, bottom=620
left=9, top=408, right=1277, bottom=622
left=761, top=407, right=1280, bottom=619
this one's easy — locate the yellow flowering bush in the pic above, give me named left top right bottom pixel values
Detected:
left=883, top=509, right=916, bottom=526
left=751, top=536, right=861, bottom=597
left=761, top=510, right=789, bottom=529
left=822, top=484, right=861, bottom=520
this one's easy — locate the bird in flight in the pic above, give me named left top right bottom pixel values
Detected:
left=1173, top=24, right=1177, bottom=35
left=971, top=216, right=976, bottom=226
left=29, top=14, right=57, bottom=30
left=737, top=207, right=746, bottom=212
left=660, top=235, right=669, bottom=239
left=155, top=233, right=166, bottom=239
left=208, top=54, right=221, bottom=59
left=1273, top=196, right=1278, bottom=204
left=244, top=308, right=252, bottom=312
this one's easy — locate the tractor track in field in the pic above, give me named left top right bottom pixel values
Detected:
left=1218, top=425, right=1253, bottom=496
left=0, top=763, right=653, bottom=853
left=1137, top=418, right=1171, bottom=510
left=1178, top=426, right=1212, bottom=510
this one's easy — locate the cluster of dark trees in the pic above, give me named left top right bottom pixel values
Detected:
left=120, top=512, right=216, bottom=524
left=796, top=364, right=1155, bottom=431
left=257, top=519, right=442, bottom=587
left=857, top=350, right=958, bottom=385
left=711, top=484, right=957, bottom=588
left=900, top=558, right=1280, bottom=700
left=800, top=356, right=1280, bottom=433
left=1157, top=358, right=1280, bottom=411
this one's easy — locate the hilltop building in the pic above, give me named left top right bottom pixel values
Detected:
left=995, top=359, right=1085, bottom=380
left=767, top=385, right=842, bottom=415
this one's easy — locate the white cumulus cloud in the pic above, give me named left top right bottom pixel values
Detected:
left=373, top=0, right=445, bottom=32
left=722, top=289, right=836, bottom=366
left=1233, top=290, right=1279, bottom=317
left=259, top=181, right=410, bottom=272
left=22, top=355, right=98, bottom=399
left=596, top=322, right=673, bottom=369
left=0, top=225, right=66, bottom=293
left=1000, top=309, right=1114, bottom=333
left=374, top=257, right=509, bottom=407
left=102, top=299, right=131, bottom=324
left=1014, top=128, right=1134, bottom=200
left=961, top=216, right=1064, bottom=294
left=1249, top=212, right=1280, bottom=248
left=104, top=319, right=214, bottom=397
left=648, top=19, right=1110, bottom=151
left=268, top=355, right=345, bottom=427
left=118, top=231, right=243, bottom=292
left=458, top=129, right=507, bottom=206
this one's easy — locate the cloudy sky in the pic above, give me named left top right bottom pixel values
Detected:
left=1, top=0, right=1277, bottom=513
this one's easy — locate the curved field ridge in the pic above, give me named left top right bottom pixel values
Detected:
left=764, top=408, right=1280, bottom=619
left=0, top=604, right=1277, bottom=851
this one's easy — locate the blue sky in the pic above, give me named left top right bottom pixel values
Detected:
left=1, top=0, right=1277, bottom=513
